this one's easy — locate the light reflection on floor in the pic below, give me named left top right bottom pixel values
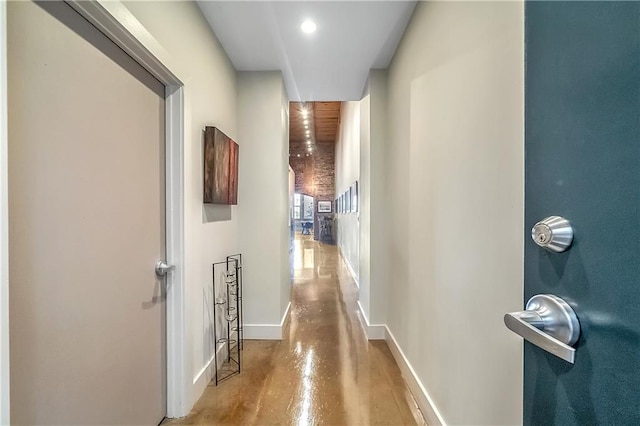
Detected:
left=163, top=231, right=424, bottom=426
left=292, top=234, right=316, bottom=276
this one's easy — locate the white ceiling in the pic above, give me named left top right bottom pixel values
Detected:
left=197, top=1, right=417, bottom=101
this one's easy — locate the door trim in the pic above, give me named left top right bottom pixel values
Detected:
left=1, top=1, right=10, bottom=423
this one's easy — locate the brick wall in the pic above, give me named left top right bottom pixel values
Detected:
left=313, top=141, right=335, bottom=241
left=289, top=145, right=313, bottom=195
left=289, top=140, right=335, bottom=242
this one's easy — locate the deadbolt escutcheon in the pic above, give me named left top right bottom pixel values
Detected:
left=531, top=216, right=573, bottom=253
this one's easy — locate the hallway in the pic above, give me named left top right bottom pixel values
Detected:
left=165, top=236, right=423, bottom=425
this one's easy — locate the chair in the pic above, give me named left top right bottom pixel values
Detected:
left=301, top=221, right=313, bottom=235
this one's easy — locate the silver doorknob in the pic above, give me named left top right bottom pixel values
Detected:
left=155, top=260, right=175, bottom=277
left=504, top=294, right=580, bottom=363
left=531, top=216, right=573, bottom=252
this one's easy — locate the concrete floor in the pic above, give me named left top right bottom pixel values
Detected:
left=164, top=235, right=424, bottom=425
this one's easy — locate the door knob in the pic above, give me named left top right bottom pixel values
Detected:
left=531, top=216, right=573, bottom=252
left=504, top=294, right=580, bottom=363
left=155, top=260, right=175, bottom=277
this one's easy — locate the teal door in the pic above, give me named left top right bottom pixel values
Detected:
left=525, top=1, right=640, bottom=424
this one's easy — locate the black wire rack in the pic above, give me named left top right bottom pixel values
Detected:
left=212, top=254, right=243, bottom=385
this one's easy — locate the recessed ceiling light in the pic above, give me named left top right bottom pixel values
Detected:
left=297, top=154, right=301, bottom=157
left=303, top=119, right=309, bottom=124
left=302, top=110, right=308, bottom=117
left=300, top=20, right=317, bottom=34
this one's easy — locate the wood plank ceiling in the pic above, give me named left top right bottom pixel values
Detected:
left=289, top=102, right=341, bottom=157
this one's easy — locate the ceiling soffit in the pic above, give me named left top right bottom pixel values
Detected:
left=197, top=1, right=417, bottom=101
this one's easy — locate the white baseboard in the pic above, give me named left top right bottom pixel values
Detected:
left=384, top=326, right=446, bottom=426
left=193, top=332, right=235, bottom=386
left=356, top=300, right=386, bottom=340
left=336, top=244, right=443, bottom=424
left=344, top=257, right=359, bottom=287
left=338, top=246, right=359, bottom=287
left=244, top=302, right=291, bottom=340
left=280, top=301, right=292, bottom=338
left=192, top=352, right=215, bottom=386
left=189, top=340, right=227, bottom=412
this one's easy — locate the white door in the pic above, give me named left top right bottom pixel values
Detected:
left=8, top=1, right=166, bottom=424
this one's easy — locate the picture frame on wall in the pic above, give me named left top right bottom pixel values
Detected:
left=318, top=200, right=332, bottom=213
left=203, top=126, right=239, bottom=205
left=351, top=181, right=358, bottom=212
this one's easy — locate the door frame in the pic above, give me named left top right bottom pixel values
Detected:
left=0, top=0, right=189, bottom=419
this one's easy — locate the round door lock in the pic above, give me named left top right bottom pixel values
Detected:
left=531, top=216, right=573, bottom=253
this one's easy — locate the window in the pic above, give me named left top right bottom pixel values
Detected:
left=294, top=193, right=301, bottom=219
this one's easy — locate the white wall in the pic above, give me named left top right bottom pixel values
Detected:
left=122, top=1, right=239, bottom=411
left=0, top=1, right=9, bottom=423
left=337, top=73, right=387, bottom=334
left=359, top=70, right=389, bottom=327
left=335, top=102, right=361, bottom=283
left=288, top=166, right=295, bottom=229
left=383, top=2, right=524, bottom=424
left=358, top=94, right=371, bottom=317
left=237, top=71, right=290, bottom=338
left=279, top=82, right=291, bottom=326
